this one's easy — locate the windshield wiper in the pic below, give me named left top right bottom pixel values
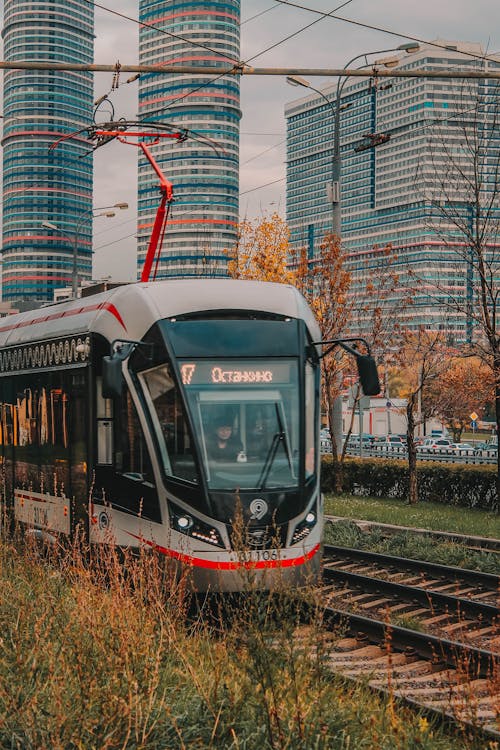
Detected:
left=276, top=401, right=294, bottom=475
left=256, top=404, right=294, bottom=490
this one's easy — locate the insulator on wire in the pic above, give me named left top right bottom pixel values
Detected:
left=112, top=61, right=121, bottom=90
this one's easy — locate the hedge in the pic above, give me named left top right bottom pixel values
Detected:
left=321, top=456, right=498, bottom=512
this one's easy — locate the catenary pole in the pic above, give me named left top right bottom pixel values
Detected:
left=2, top=61, right=500, bottom=80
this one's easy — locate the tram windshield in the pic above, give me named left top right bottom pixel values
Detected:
left=179, top=359, right=300, bottom=490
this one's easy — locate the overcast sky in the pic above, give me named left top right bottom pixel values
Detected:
left=4, top=1, right=500, bottom=281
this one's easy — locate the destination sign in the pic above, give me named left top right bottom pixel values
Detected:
left=180, top=361, right=292, bottom=386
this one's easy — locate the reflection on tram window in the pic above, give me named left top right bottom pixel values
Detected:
left=305, top=362, right=317, bottom=478
left=140, top=364, right=199, bottom=484
left=181, top=359, right=300, bottom=491
left=0, top=385, right=69, bottom=448
left=0, top=372, right=71, bottom=497
left=117, top=391, right=154, bottom=483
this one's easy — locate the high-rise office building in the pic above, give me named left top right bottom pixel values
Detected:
left=137, top=0, right=240, bottom=278
left=2, top=0, right=94, bottom=304
left=286, top=41, right=500, bottom=341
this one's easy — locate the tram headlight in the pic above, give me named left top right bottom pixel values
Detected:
left=168, top=502, right=224, bottom=548
left=291, top=506, right=318, bottom=545
left=177, top=515, right=193, bottom=530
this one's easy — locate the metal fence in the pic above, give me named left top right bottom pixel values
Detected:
left=320, top=439, right=497, bottom=465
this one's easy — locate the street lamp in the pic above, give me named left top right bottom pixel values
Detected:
left=287, top=43, right=419, bottom=455
left=287, top=42, right=419, bottom=239
left=286, top=75, right=351, bottom=234
left=42, top=202, right=128, bottom=298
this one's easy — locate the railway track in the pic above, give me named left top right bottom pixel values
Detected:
left=314, top=545, right=500, bottom=739
left=325, top=515, right=500, bottom=554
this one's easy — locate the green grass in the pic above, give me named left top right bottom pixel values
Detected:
left=324, top=493, right=500, bottom=539
left=324, top=521, right=500, bottom=573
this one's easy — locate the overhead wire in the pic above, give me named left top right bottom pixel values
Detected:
left=241, top=139, right=286, bottom=166
left=244, top=0, right=353, bottom=64
left=240, top=177, right=285, bottom=196
left=140, top=0, right=353, bottom=120
left=89, top=0, right=500, bottom=202
left=89, top=0, right=236, bottom=62
left=241, top=4, right=281, bottom=25
left=274, top=0, right=500, bottom=65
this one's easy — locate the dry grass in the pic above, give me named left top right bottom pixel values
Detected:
left=0, top=528, right=492, bottom=749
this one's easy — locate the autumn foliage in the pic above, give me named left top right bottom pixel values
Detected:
left=426, top=358, right=494, bottom=441
left=227, top=214, right=404, bottom=490
left=227, top=213, right=297, bottom=285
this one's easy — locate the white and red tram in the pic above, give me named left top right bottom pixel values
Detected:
left=0, top=279, right=377, bottom=592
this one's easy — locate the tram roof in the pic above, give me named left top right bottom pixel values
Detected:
left=0, top=279, right=321, bottom=348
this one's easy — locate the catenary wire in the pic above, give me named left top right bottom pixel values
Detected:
left=274, top=0, right=500, bottom=65
left=244, top=0, right=353, bottom=64
left=142, top=0, right=353, bottom=120
left=241, top=4, right=281, bottom=25
left=240, top=177, right=285, bottom=195
left=240, top=139, right=286, bottom=166
left=88, top=0, right=500, bottom=200
left=89, top=0, right=237, bottom=62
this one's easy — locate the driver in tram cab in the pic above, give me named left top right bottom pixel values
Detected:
left=207, top=414, right=246, bottom=462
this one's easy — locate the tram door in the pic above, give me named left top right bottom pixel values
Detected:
left=94, top=378, right=161, bottom=524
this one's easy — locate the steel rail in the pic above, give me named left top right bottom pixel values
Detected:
left=321, top=605, right=498, bottom=677
left=322, top=566, right=499, bottom=622
left=323, top=544, right=500, bottom=589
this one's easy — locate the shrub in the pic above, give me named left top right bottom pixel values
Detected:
left=321, top=457, right=498, bottom=511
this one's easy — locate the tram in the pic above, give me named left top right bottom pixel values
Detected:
left=0, top=279, right=378, bottom=592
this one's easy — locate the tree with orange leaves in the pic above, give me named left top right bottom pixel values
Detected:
left=297, top=234, right=353, bottom=489
left=227, top=212, right=297, bottom=285
left=426, top=358, right=494, bottom=441
left=396, top=328, right=448, bottom=504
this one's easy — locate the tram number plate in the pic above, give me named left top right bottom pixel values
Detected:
left=248, top=549, right=280, bottom=562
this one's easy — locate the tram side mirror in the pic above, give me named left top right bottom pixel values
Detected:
left=356, top=354, right=381, bottom=396
left=102, top=355, right=123, bottom=399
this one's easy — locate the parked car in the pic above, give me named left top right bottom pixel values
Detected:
left=419, top=438, right=454, bottom=450
left=451, top=442, right=474, bottom=453
left=346, top=433, right=374, bottom=449
left=372, top=435, right=405, bottom=448
left=474, top=440, right=498, bottom=455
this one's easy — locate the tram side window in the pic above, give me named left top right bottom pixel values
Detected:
left=13, top=372, right=70, bottom=497
left=116, top=390, right=154, bottom=483
left=140, top=364, right=199, bottom=484
left=69, top=371, right=88, bottom=509
left=0, top=379, right=15, bottom=507
left=305, top=362, right=317, bottom=479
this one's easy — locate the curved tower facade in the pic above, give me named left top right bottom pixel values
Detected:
left=2, top=0, right=94, bottom=303
left=138, top=0, right=240, bottom=278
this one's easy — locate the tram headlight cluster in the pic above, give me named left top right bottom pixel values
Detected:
left=291, top=508, right=317, bottom=546
left=168, top=501, right=224, bottom=548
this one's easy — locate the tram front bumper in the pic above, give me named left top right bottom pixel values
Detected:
left=182, top=543, right=322, bottom=593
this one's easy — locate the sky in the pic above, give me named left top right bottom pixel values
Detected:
left=3, top=0, right=500, bottom=281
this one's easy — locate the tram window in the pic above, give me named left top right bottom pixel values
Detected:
left=180, top=358, right=301, bottom=491
left=116, top=391, right=154, bottom=484
left=9, top=371, right=71, bottom=497
left=140, top=364, right=199, bottom=485
left=305, top=362, right=317, bottom=479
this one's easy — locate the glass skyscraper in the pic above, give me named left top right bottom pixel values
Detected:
left=137, top=0, right=240, bottom=278
left=2, top=0, right=94, bottom=304
left=286, top=41, right=500, bottom=341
